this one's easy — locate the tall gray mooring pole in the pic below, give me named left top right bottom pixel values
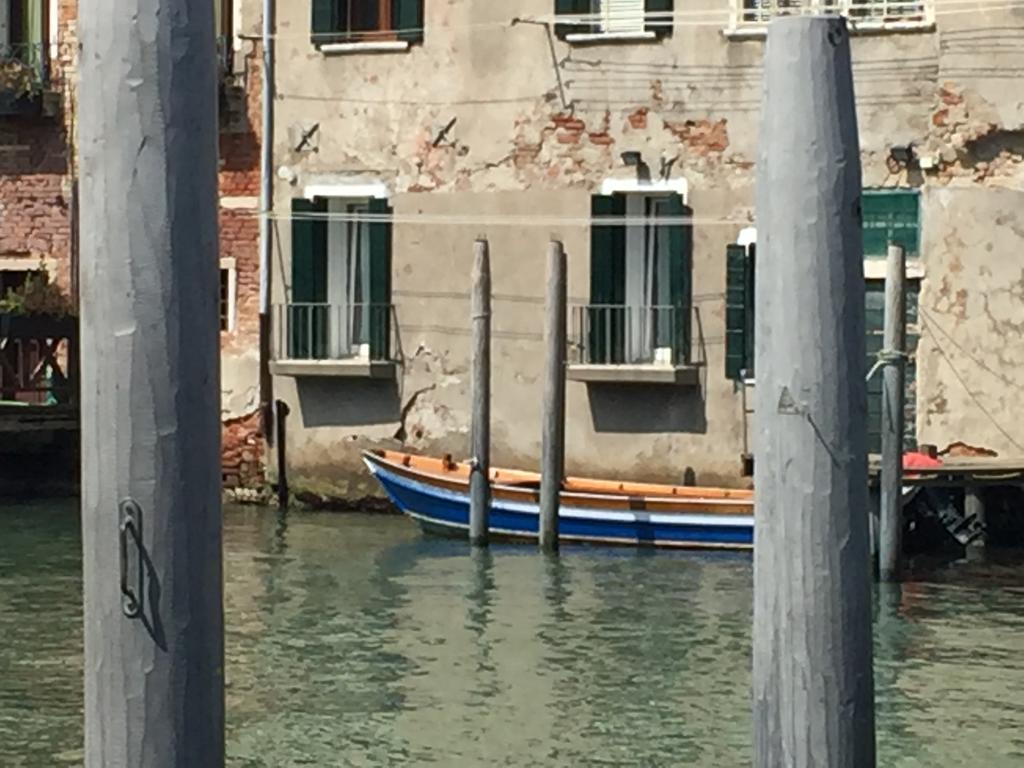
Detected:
left=539, top=240, right=567, bottom=552
left=78, top=0, right=225, bottom=764
left=753, top=16, right=876, bottom=768
left=469, top=239, right=492, bottom=546
left=879, top=243, right=907, bottom=581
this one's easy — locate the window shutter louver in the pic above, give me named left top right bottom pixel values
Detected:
left=367, top=198, right=393, bottom=359
left=589, top=194, right=626, bottom=363
left=645, top=0, right=673, bottom=36
left=725, top=243, right=754, bottom=380
left=290, top=198, right=328, bottom=358
left=393, top=0, right=424, bottom=43
left=663, top=194, right=691, bottom=363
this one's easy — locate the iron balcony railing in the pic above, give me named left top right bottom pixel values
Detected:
left=570, top=304, right=692, bottom=367
left=273, top=303, right=396, bottom=363
left=736, top=0, right=931, bottom=27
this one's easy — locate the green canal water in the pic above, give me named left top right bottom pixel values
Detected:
left=2, top=501, right=1024, bottom=767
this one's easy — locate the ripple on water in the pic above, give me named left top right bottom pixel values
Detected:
left=1, top=503, right=1023, bottom=766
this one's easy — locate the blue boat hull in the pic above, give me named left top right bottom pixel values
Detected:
left=365, top=457, right=754, bottom=550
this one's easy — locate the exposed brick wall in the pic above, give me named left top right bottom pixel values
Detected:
left=222, top=410, right=265, bottom=490
left=1, top=0, right=266, bottom=490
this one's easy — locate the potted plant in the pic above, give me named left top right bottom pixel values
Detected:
left=0, top=266, right=76, bottom=338
left=0, top=53, right=40, bottom=115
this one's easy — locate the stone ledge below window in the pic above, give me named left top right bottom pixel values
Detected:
left=567, top=363, right=700, bottom=386
left=270, top=360, right=398, bottom=379
left=318, top=40, right=410, bottom=55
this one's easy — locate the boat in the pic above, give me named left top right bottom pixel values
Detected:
left=362, top=450, right=754, bottom=550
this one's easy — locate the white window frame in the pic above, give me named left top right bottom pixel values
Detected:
left=219, top=257, right=237, bottom=333
left=725, top=0, right=935, bottom=37
left=565, top=0, right=659, bottom=43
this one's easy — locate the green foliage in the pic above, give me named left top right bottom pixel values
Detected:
left=0, top=267, right=74, bottom=318
left=0, top=55, right=37, bottom=99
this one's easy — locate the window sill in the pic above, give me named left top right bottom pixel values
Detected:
left=565, top=31, right=658, bottom=44
left=864, top=257, right=924, bottom=280
left=723, top=19, right=934, bottom=40
left=567, top=363, right=699, bottom=386
left=318, top=40, right=410, bottom=55
left=270, top=359, right=397, bottom=379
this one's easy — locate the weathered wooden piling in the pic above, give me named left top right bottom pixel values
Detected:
left=276, top=400, right=290, bottom=510
left=880, top=243, right=907, bottom=582
left=78, top=0, right=225, bottom=763
left=469, top=239, right=492, bottom=546
left=539, top=240, right=567, bottom=553
left=753, top=16, right=876, bottom=768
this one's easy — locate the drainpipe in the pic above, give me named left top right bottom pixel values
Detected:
left=258, top=0, right=275, bottom=439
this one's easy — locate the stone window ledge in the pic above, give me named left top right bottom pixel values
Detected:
left=270, top=360, right=397, bottom=380
left=318, top=41, right=410, bottom=55
left=567, top=363, right=699, bottom=386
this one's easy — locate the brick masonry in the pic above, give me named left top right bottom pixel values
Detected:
left=0, top=2, right=265, bottom=490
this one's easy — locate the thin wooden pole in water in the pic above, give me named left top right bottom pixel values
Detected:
left=879, top=243, right=907, bottom=582
left=276, top=400, right=290, bottom=510
left=469, top=239, right=491, bottom=546
left=539, top=240, right=567, bottom=553
left=753, top=16, right=876, bottom=768
left=78, top=0, right=225, bottom=763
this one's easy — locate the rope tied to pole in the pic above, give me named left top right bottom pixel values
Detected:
left=865, top=348, right=907, bottom=383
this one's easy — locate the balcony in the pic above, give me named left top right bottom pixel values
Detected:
left=567, top=304, right=700, bottom=386
left=270, top=303, right=398, bottom=379
left=728, top=0, right=933, bottom=35
left=0, top=43, right=48, bottom=118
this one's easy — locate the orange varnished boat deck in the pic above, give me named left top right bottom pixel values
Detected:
left=374, top=450, right=753, bottom=502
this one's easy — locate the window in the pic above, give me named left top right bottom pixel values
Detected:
left=311, top=0, right=424, bottom=46
left=285, top=196, right=393, bottom=362
left=555, top=0, right=673, bottom=39
left=733, top=0, right=931, bottom=30
left=576, top=192, right=691, bottom=366
left=2, top=0, right=48, bottom=90
left=862, top=189, right=919, bottom=258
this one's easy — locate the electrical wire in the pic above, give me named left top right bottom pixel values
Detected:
left=255, top=211, right=754, bottom=228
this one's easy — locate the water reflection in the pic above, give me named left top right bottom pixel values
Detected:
left=1, top=505, right=1023, bottom=767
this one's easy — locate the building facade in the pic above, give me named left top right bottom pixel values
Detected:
left=0, top=0, right=265, bottom=491
left=266, top=0, right=1024, bottom=499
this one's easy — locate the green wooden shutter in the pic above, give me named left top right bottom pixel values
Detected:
left=290, top=198, right=327, bottom=358
left=589, top=194, right=625, bottom=364
left=555, top=0, right=592, bottom=38
left=862, top=190, right=919, bottom=258
left=645, top=0, right=673, bottom=35
left=393, top=0, right=424, bottom=43
left=662, top=194, right=691, bottom=363
left=368, top=198, right=393, bottom=360
left=311, top=0, right=338, bottom=45
left=725, top=243, right=755, bottom=380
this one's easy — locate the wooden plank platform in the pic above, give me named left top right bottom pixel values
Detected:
left=869, top=454, right=1024, bottom=487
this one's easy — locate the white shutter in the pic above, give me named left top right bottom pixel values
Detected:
left=602, top=0, right=646, bottom=33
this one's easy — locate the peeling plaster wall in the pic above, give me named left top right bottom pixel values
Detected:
left=269, top=1, right=1024, bottom=495
left=918, top=186, right=1024, bottom=455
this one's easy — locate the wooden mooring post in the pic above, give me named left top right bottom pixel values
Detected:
left=880, top=243, right=907, bottom=582
left=469, top=239, right=492, bottom=546
left=276, top=400, right=290, bottom=510
left=539, top=240, right=567, bottom=553
left=78, top=0, right=225, bottom=763
left=753, top=16, right=876, bottom=768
